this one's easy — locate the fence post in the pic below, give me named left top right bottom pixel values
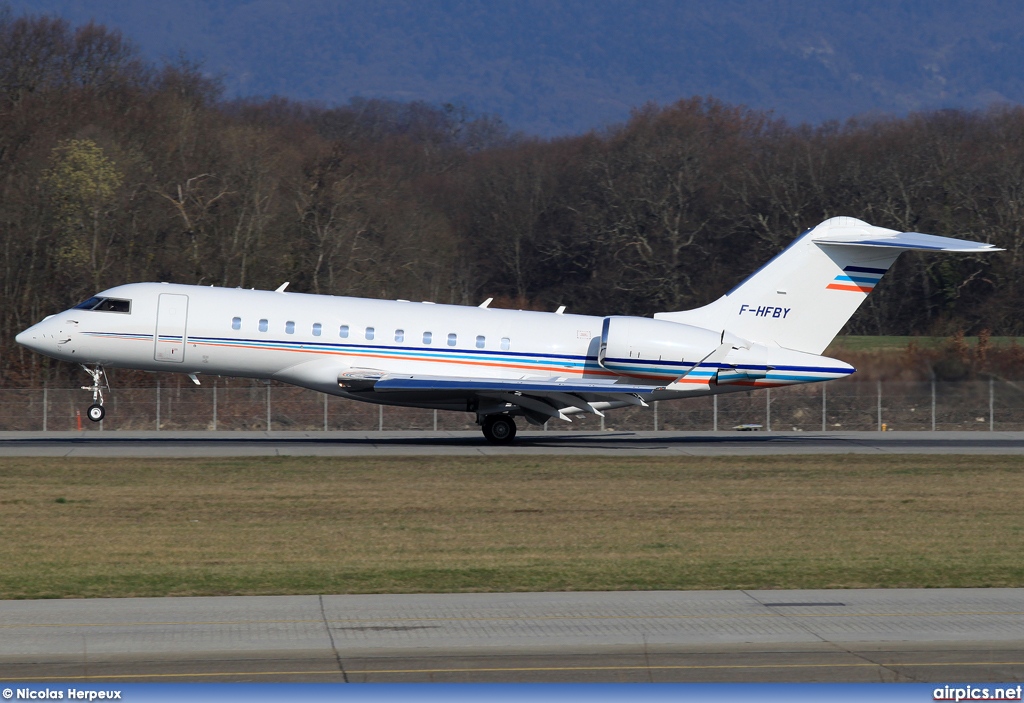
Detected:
left=877, top=380, right=882, bottom=431
left=324, top=394, right=329, bottom=431
left=42, top=382, right=47, bottom=432
left=931, top=380, right=936, bottom=431
left=990, top=377, right=994, bottom=432
left=433, top=408, right=438, bottom=432
left=713, top=394, right=718, bottom=431
left=378, top=404, right=383, bottom=431
left=766, top=388, right=771, bottom=432
left=155, top=381, right=161, bottom=431
left=212, top=381, right=218, bottom=431
left=821, top=383, right=826, bottom=432
left=266, top=384, right=271, bottom=431
left=653, top=401, right=659, bottom=431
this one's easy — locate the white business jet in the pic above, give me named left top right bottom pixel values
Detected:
left=16, top=217, right=1000, bottom=443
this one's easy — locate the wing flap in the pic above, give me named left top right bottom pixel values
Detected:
left=478, top=391, right=571, bottom=421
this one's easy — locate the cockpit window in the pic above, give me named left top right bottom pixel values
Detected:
left=73, top=297, right=131, bottom=313
left=95, top=298, right=130, bottom=313
left=74, top=297, right=102, bottom=310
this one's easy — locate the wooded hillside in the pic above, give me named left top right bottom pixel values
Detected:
left=1, top=12, right=1020, bottom=380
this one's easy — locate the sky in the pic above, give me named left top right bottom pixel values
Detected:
left=6, top=0, right=1024, bottom=136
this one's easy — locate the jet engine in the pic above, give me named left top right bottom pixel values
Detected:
left=598, top=316, right=781, bottom=385
left=598, top=316, right=721, bottom=380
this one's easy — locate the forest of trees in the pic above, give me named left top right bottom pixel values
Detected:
left=2, top=11, right=1022, bottom=381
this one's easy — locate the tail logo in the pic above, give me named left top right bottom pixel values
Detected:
left=825, top=265, right=886, bottom=293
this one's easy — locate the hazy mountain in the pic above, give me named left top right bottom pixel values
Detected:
left=7, top=0, right=1024, bottom=135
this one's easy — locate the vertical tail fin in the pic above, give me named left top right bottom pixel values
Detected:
left=654, top=217, right=1000, bottom=354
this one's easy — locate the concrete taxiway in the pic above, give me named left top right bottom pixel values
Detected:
left=3, top=430, right=1024, bottom=456
left=2, top=589, right=1022, bottom=683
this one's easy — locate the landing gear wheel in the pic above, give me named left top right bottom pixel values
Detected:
left=482, top=414, right=517, bottom=444
left=80, top=365, right=109, bottom=423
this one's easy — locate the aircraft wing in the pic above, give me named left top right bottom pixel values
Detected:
left=372, top=374, right=661, bottom=422
left=374, top=374, right=659, bottom=395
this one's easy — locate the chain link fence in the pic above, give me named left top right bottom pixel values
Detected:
left=4, top=378, right=1024, bottom=432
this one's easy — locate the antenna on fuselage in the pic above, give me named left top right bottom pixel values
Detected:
left=275, top=282, right=290, bottom=293
left=478, top=297, right=493, bottom=308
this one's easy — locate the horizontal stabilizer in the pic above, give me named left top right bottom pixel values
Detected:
left=813, top=229, right=1002, bottom=253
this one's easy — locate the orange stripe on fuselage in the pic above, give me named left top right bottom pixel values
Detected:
left=826, top=283, right=874, bottom=292
left=190, top=341, right=673, bottom=383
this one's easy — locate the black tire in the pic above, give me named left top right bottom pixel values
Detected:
left=482, top=414, right=517, bottom=444
left=87, top=404, right=105, bottom=422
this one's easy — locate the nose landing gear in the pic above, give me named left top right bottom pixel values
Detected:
left=81, top=365, right=108, bottom=423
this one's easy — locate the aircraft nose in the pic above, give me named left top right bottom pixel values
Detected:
left=15, top=323, right=46, bottom=353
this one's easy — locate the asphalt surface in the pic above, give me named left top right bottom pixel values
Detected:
left=2, top=430, right=1024, bottom=456
left=2, top=589, right=1022, bottom=683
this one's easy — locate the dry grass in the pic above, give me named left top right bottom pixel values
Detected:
left=1, top=455, right=1022, bottom=598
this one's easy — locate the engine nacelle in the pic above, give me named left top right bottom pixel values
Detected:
left=599, top=316, right=721, bottom=381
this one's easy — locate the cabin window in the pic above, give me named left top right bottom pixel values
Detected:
left=259, top=319, right=268, bottom=332
left=395, top=329, right=404, bottom=342
left=231, top=317, right=241, bottom=330
left=285, top=321, right=295, bottom=334
left=447, top=333, right=457, bottom=346
left=422, top=331, right=432, bottom=344
left=476, top=335, right=485, bottom=349
left=312, top=323, right=322, bottom=336
left=339, top=325, right=349, bottom=338
left=365, top=326, right=375, bottom=340
left=501, top=337, right=510, bottom=350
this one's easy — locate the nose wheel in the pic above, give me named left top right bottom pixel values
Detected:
left=81, top=365, right=109, bottom=423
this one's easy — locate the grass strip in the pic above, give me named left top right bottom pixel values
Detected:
left=1, top=455, right=1022, bottom=598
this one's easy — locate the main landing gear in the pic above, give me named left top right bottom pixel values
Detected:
left=481, top=413, right=517, bottom=445
left=81, top=365, right=108, bottom=422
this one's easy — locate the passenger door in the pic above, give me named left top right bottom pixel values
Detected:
left=154, top=293, right=188, bottom=363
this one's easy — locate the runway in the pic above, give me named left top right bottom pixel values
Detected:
left=2, top=430, right=1024, bottom=456
left=2, top=589, right=1022, bottom=683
